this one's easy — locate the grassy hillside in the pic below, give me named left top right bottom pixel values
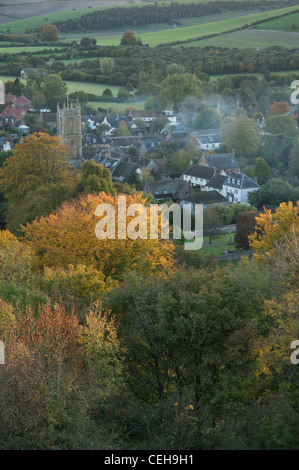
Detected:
left=63, top=6, right=299, bottom=47
left=1, top=0, right=295, bottom=34
left=254, top=11, right=299, bottom=31
left=183, top=28, right=299, bottom=49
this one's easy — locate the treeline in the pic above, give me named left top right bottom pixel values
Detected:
left=45, top=0, right=297, bottom=32
left=57, top=45, right=299, bottom=86
left=0, top=33, right=38, bottom=44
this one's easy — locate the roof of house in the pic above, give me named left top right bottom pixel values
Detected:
left=183, top=191, right=228, bottom=205
left=184, top=164, right=214, bottom=180
left=196, top=128, right=220, bottom=136
left=82, top=146, right=99, bottom=161
left=123, top=155, right=151, bottom=167
left=201, top=153, right=239, bottom=170
left=205, top=174, right=227, bottom=189
left=223, top=172, right=260, bottom=190
left=1, top=106, right=25, bottom=118
left=112, top=161, right=139, bottom=178
left=40, top=112, right=57, bottom=124
left=145, top=178, right=189, bottom=198
left=153, top=158, right=170, bottom=175
left=199, top=134, right=221, bottom=144
left=132, top=110, right=156, bottom=118
left=5, top=93, right=16, bottom=104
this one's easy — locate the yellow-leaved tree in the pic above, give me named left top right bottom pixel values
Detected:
left=0, top=133, right=74, bottom=203
left=23, top=192, right=176, bottom=279
left=249, top=201, right=299, bottom=261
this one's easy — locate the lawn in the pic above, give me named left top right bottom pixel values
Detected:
left=184, top=232, right=236, bottom=256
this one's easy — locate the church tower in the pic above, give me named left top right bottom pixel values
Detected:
left=57, top=98, right=82, bottom=167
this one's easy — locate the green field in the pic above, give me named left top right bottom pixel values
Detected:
left=254, top=11, right=299, bottom=31
left=1, top=0, right=282, bottom=33
left=60, top=9, right=271, bottom=40
left=184, top=28, right=299, bottom=49
left=88, top=99, right=146, bottom=112
left=2, top=3, right=298, bottom=49
left=63, top=80, right=119, bottom=97
left=0, top=75, right=146, bottom=111
left=63, top=6, right=299, bottom=47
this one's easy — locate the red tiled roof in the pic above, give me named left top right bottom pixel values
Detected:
left=5, top=93, right=17, bottom=104
left=15, top=95, right=31, bottom=105
left=1, top=106, right=25, bottom=118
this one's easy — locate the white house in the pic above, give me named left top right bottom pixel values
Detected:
left=183, top=164, right=214, bottom=190
left=221, top=172, right=260, bottom=204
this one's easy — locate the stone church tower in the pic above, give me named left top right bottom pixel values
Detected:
left=57, top=99, right=82, bottom=166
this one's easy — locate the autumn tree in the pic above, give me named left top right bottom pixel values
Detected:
left=40, top=24, right=60, bottom=42
left=267, top=101, right=291, bottom=118
left=249, top=201, right=299, bottom=261
left=120, top=30, right=138, bottom=46
left=0, top=133, right=74, bottom=203
left=24, top=192, right=176, bottom=279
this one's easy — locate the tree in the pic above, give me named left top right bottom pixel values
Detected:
left=5, top=183, right=75, bottom=235
left=102, top=88, right=113, bottom=98
left=0, top=133, right=73, bottom=203
left=74, top=160, right=116, bottom=197
left=159, top=73, right=202, bottom=110
left=169, top=150, right=191, bottom=176
left=267, top=101, right=291, bottom=118
left=115, top=120, right=131, bottom=136
left=121, top=30, right=138, bottom=46
left=248, top=201, right=299, bottom=261
left=40, top=24, right=60, bottom=42
left=100, top=58, right=115, bottom=75
left=40, top=74, right=67, bottom=110
left=194, top=107, right=221, bottom=130
left=23, top=192, right=176, bottom=279
left=289, top=139, right=299, bottom=178
left=235, top=210, right=258, bottom=250
left=248, top=179, right=299, bottom=210
left=204, top=208, right=222, bottom=244
left=262, top=115, right=298, bottom=166
left=166, top=63, right=186, bottom=75
left=253, top=157, right=271, bottom=185
left=221, top=116, right=260, bottom=158
left=253, top=289, right=299, bottom=383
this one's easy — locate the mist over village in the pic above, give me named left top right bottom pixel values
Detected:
left=0, top=0, right=298, bottom=453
